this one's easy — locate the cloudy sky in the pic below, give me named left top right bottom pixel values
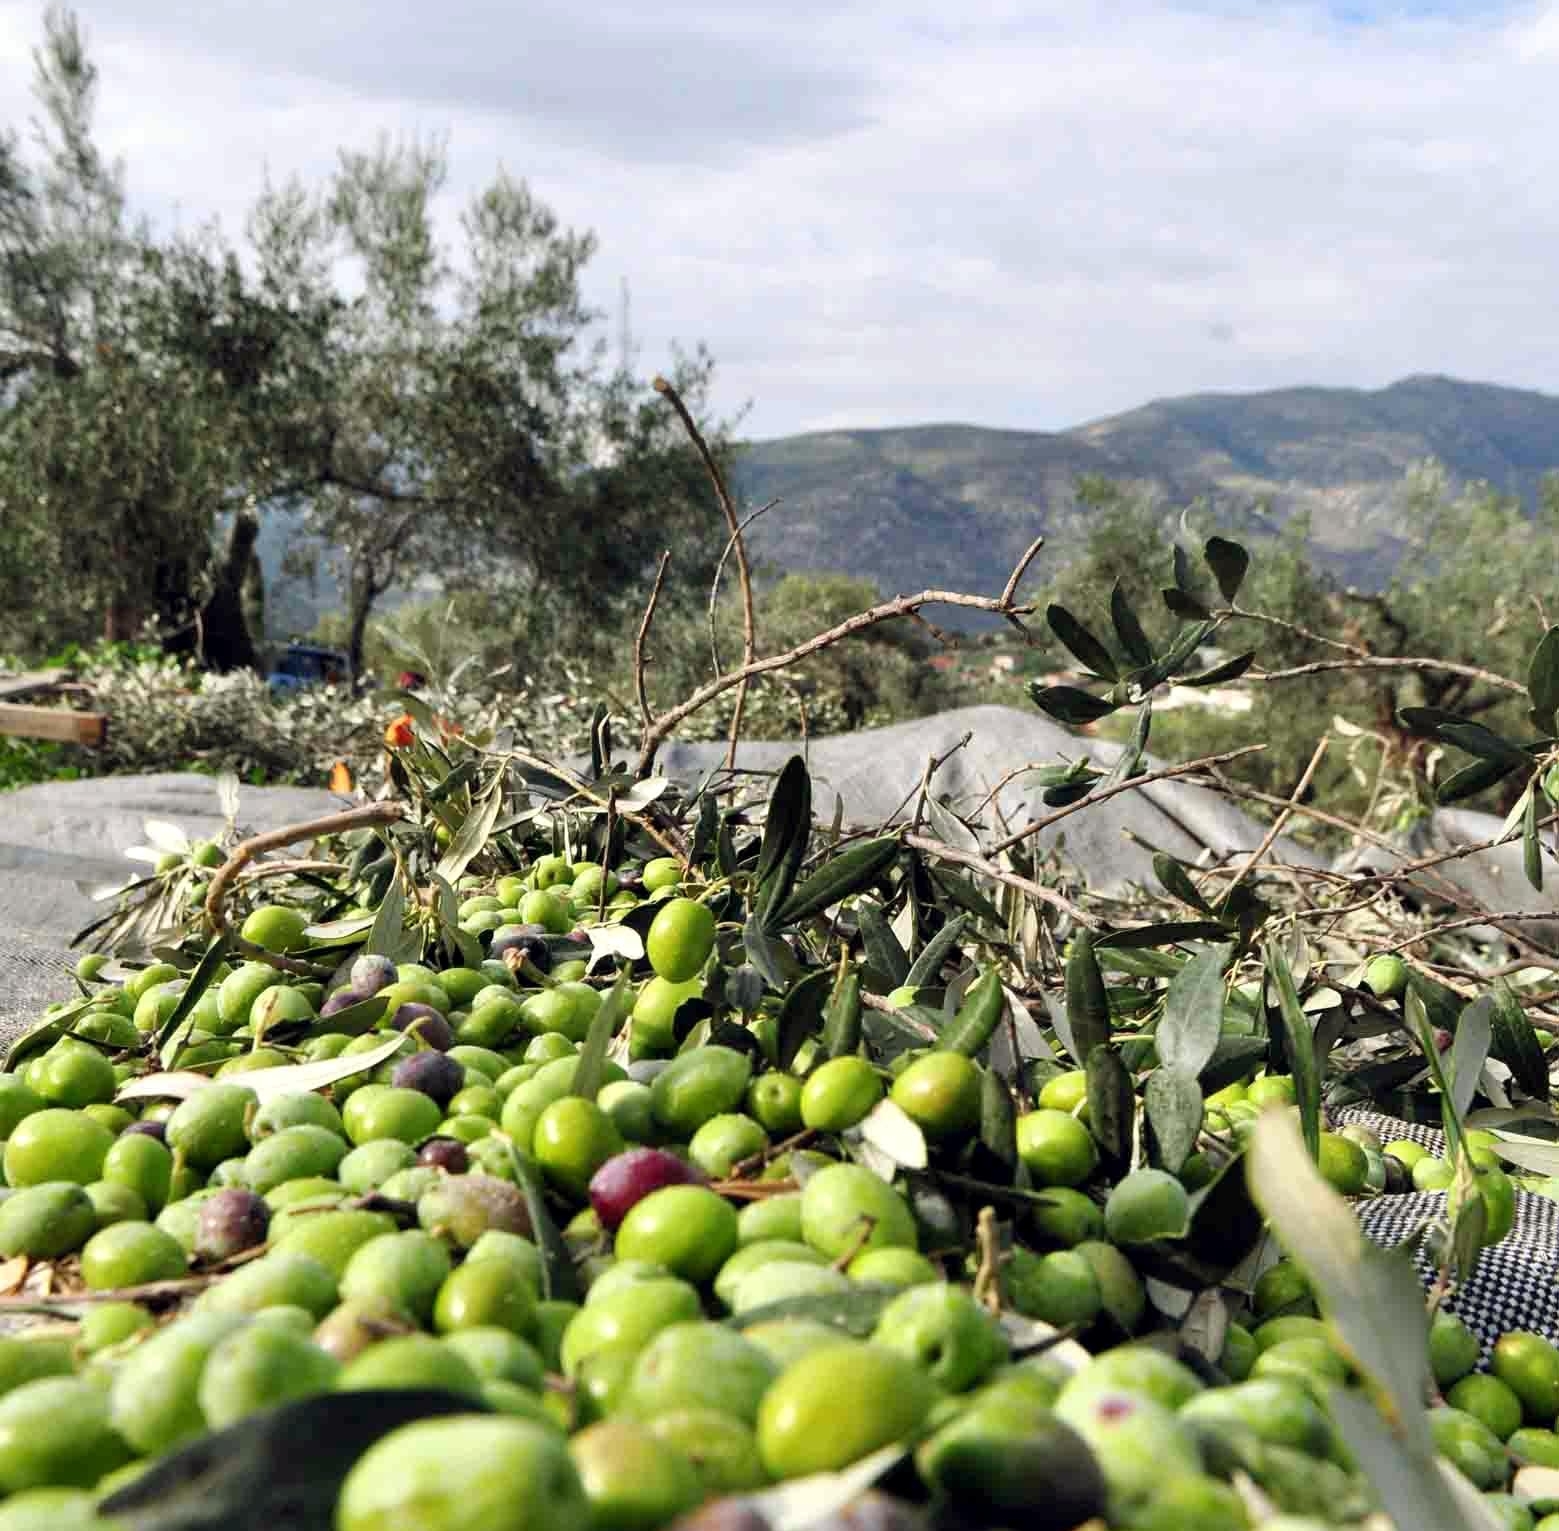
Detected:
left=2, top=0, right=1556, bottom=439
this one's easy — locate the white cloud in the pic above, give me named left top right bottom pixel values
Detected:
left=2, top=0, right=1558, bottom=437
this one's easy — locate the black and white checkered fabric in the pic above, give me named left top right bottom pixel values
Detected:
left=1337, top=1107, right=1559, bottom=1361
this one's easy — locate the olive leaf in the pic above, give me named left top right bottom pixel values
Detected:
left=1061, top=931, right=1111, bottom=1068
left=1045, top=604, right=1118, bottom=681
left=775, top=835, right=900, bottom=927
left=1436, top=755, right=1523, bottom=804
left=298, top=915, right=376, bottom=945
left=1085, top=1044, right=1134, bottom=1177
left=1110, top=580, right=1155, bottom=667
left=820, top=966, right=863, bottom=1059
left=1264, top=939, right=1320, bottom=1160
left=569, top=967, right=635, bottom=1102
left=743, top=915, right=801, bottom=993
left=1028, top=684, right=1119, bottom=726
left=1179, top=651, right=1256, bottom=688
left=1525, top=786, right=1544, bottom=892
left=1144, top=1068, right=1203, bottom=1174
left=1448, top=993, right=1494, bottom=1119
left=855, top=1098, right=927, bottom=1171
left=754, top=755, right=812, bottom=930
left=99, top=1389, right=489, bottom=1531
left=1325, top=1392, right=1504, bottom=1531
left=941, top=967, right=1006, bottom=1057
left=1154, top=943, right=1231, bottom=1081
left=308, top=994, right=389, bottom=1037
left=979, top=1067, right=1017, bottom=1167
left=1246, top=1112, right=1438, bottom=1461
left=118, top=1032, right=412, bottom=1106
left=365, top=871, right=419, bottom=966
left=505, top=1140, right=580, bottom=1302
left=855, top=900, right=909, bottom=988
left=156, top=930, right=234, bottom=1059
left=1529, top=625, right=1559, bottom=734
left=1097, top=922, right=1230, bottom=951
left=1099, top=699, right=1152, bottom=792
left=904, top=914, right=970, bottom=990
left=1402, top=986, right=1466, bottom=1162
left=747, top=1445, right=914, bottom=1531
left=775, top=968, right=834, bottom=1071
left=1203, top=535, right=1250, bottom=602
left=2, top=992, right=105, bottom=1074
left=1153, top=853, right=1215, bottom=916
left=726, top=1285, right=900, bottom=1335
left=1490, top=980, right=1548, bottom=1102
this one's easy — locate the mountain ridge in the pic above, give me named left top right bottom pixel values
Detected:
left=256, top=373, right=1559, bottom=636
left=729, top=373, right=1559, bottom=610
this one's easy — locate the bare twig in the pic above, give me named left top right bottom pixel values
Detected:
left=1250, top=655, right=1524, bottom=694
left=972, top=1204, right=1003, bottom=1314
left=232, top=859, right=349, bottom=884
left=989, top=745, right=1267, bottom=857
left=902, top=831, right=1100, bottom=929
left=634, top=550, right=672, bottom=732
left=654, top=375, right=755, bottom=771
left=707, top=499, right=780, bottom=676
left=1379, top=910, right=1559, bottom=953
left=1000, top=535, right=1046, bottom=611
left=908, top=609, right=958, bottom=648
left=204, top=804, right=407, bottom=936
left=1213, top=777, right=1557, bottom=958
left=1221, top=734, right=1330, bottom=898
left=1347, top=807, right=1559, bottom=888
left=884, top=731, right=974, bottom=831
left=637, top=588, right=1037, bottom=773
left=1223, top=606, right=1369, bottom=658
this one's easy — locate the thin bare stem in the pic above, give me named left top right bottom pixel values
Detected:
left=634, top=551, right=672, bottom=732
left=989, top=745, right=1267, bottom=857
left=636, top=587, right=1036, bottom=773
left=884, top=731, right=974, bottom=830
left=1224, top=605, right=1369, bottom=658
left=1250, top=655, right=1524, bottom=693
left=707, top=498, right=780, bottom=676
left=902, top=831, right=1100, bottom=929
left=654, top=375, right=755, bottom=770
left=1000, top=535, right=1046, bottom=611
left=1379, top=910, right=1559, bottom=953
left=1346, top=807, right=1559, bottom=888
left=1221, top=734, right=1330, bottom=898
left=204, top=804, right=406, bottom=936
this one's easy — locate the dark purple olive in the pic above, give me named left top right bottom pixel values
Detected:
left=349, top=953, right=399, bottom=996
left=488, top=925, right=551, bottom=973
left=194, top=1187, right=271, bottom=1263
left=391, top=1050, right=464, bottom=1106
left=321, top=986, right=369, bottom=1017
left=390, top=1004, right=453, bottom=1052
left=417, top=1136, right=470, bottom=1174
left=667, top=1501, right=772, bottom=1531
left=121, top=1119, right=167, bottom=1143
left=588, top=1147, right=708, bottom=1232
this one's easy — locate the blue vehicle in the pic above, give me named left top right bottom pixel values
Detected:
left=266, top=643, right=353, bottom=695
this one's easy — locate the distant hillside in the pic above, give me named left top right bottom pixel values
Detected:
left=734, top=374, right=1559, bottom=607
left=255, top=374, right=1559, bottom=636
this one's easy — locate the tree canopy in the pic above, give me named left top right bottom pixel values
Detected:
left=0, top=5, right=731, bottom=672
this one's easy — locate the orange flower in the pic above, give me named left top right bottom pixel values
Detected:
left=328, top=761, right=354, bottom=793
left=434, top=715, right=463, bottom=741
left=384, top=713, right=416, bottom=750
